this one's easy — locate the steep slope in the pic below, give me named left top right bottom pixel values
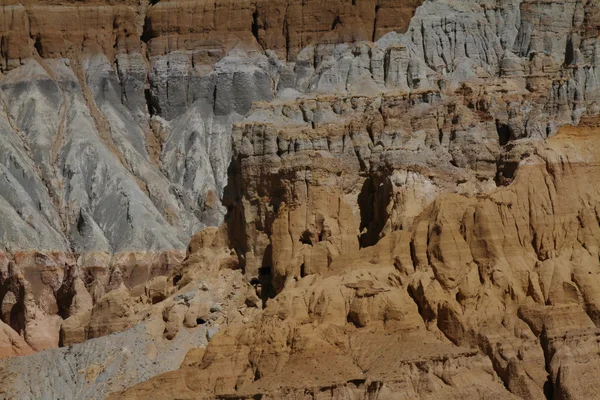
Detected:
left=0, top=0, right=426, bottom=256
left=0, top=0, right=597, bottom=254
left=0, top=0, right=426, bottom=355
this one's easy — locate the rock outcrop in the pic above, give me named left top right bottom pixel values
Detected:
left=0, top=0, right=428, bottom=354
left=0, top=320, right=33, bottom=359
left=0, top=226, right=259, bottom=399
left=0, top=0, right=597, bottom=256
left=0, top=0, right=427, bottom=258
left=114, top=116, right=600, bottom=400
left=0, top=0, right=600, bottom=398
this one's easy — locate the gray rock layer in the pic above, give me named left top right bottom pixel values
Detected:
left=0, top=0, right=598, bottom=255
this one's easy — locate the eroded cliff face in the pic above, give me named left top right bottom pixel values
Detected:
left=114, top=117, right=600, bottom=400
left=111, top=0, right=600, bottom=395
left=0, top=0, right=424, bottom=259
left=0, top=0, right=598, bottom=256
left=0, top=0, right=600, bottom=398
left=0, top=0, right=425, bottom=359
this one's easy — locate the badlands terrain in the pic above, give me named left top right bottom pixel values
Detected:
left=0, top=0, right=599, bottom=398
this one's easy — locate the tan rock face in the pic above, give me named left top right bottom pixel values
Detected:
left=116, top=112, right=600, bottom=399
left=145, top=0, right=421, bottom=59
left=0, top=0, right=424, bottom=360
left=0, top=250, right=186, bottom=353
left=0, top=0, right=421, bottom=68
left=0, top=0, right=140, bottom=69
left=0, top=320, right=33, bottom=358
left=1, top=0, right=600, bottom=398
left=226, top=91, right=504, bottom=294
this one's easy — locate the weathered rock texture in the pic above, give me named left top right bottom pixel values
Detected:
left=112, top=116, right=600, bottom=400
left=0, top=0, right=426, bottom=257
left=0, top=226, right=259, bottom=399
left=0, top=0, right=600, bottom=398
left=0, top=0, right=595, bottom=255
left=0, top=0, right=425, bottom=357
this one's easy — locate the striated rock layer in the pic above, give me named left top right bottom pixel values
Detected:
left=0, top=0, right=426, bottom=256
left=0, top=0, right=597, bottom=254
left=0, top=0, right=426, bottom=357
left=0, top=226, right=260, bottom=399
left=0, top=0, right=425, bottom=354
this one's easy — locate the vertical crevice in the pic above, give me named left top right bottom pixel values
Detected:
left=539, top=328, right=555, bottom=399
left=282, top=1, right=291, bottom=61
left=144, top=88, right=159, bottom=116
left=251, top=9, right=260, bottom=43
left=564, top=37, right=574, bottom=66
left=331, top=15, right=341, bottom=31
left=372, top=5, right=380, bottom=42
left=496, top=119, right=511, bottom=145
left=358, top=176, right=390, bottom=248
left=283, top=20, right=291, bottom=61
left=9, top=302, right=25, bottom=335
left=140, top=15, right=153, bottom=43
left=33, top=34, right=43, bottom=56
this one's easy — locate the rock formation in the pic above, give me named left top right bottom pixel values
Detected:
left=111, top=113, right=600, bottom=400
left=0, top=226, right=260, bottom=399
left=0, top=0, right=599, bottom=398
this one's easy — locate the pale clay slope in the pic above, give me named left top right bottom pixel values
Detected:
left=0, top=0, right=597, bottom=254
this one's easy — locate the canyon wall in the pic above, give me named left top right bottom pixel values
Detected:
left=0, top=0, right=425, bottom=356
left=116, top=116, right=600, bottom=399
left=0, top=0, right=599, bottom=398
